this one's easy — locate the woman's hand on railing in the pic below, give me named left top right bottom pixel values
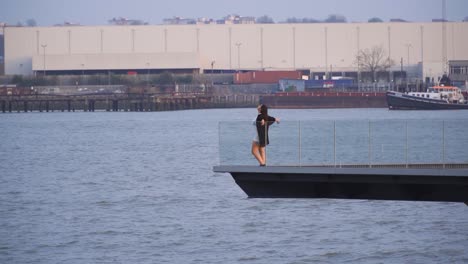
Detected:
left=275, top=118, right=280, bottom=124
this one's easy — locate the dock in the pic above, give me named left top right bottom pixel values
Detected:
left=213, top=164, right=468, bottom=204
left=0, top=93, right=259, bottom=113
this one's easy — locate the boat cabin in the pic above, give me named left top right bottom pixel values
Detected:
left=407, top=85, right=466, bottom=104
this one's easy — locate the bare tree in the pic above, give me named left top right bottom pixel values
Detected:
left=355, top=45, right=394, bottom=82
left=284, top=17, right=320, bottom=23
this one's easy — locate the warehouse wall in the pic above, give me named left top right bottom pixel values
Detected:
left=4, top=22, right=468, bottom=79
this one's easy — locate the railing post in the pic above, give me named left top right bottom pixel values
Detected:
left=218, top=122, right=221, bottom=165
left=264, top=119, right=267, bottom=165
left=334, top=121, right=336, bottom=167
left=298, top=121, right=301, bottom=167
left=405, top=120, right=408, bottom=168
left=443, top=120, right=446, bottom=168
left=369, top=120, right=372, bottom=168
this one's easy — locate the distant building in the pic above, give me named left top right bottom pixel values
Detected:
left=163, top=17, right=196, bottom=25
left=432, top=19, right=449, bottom=22
left=449, top=60, right=468, bottom=88
left=196, top=18, right=217, bottom=25
left=390, top=18, right=408, bottom=22
left=54, top=21, right=81, bottom=27
left=221, top=15, right=256, bottom=24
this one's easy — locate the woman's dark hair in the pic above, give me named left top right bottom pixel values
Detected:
left=260, top=104, right=268, bottom=122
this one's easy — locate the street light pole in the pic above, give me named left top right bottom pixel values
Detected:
left=146, top=62, right=151, bottom=88
left=210, top=60, right=215, bottom=86
left=235, top=43, right=241, bottom=71
left=405, top=44, right=412, bottom=91
left=405, top=43, right=412, bottom=68
left=41, top=44, right=47, bottom=76
left=400, top=57, right=404, bottom=92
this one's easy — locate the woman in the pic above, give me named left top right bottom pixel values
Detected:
left=251, top=104, right=280, bottom=166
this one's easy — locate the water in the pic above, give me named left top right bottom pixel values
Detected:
left=1, top=108, right=467, bottom=264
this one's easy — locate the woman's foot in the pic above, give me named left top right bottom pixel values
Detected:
left=260, top=164, right=266, bottom=167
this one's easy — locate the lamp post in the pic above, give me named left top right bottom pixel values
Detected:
left=404, top=43, right=412, bottom=91
left=210, top=60, right=215, bottom=86
left=81, top=63, right=85, bottom=84
left=405, top=43, right=412, bottom=68
left=400, top=57, right=404, bottom=92
left=146, top=62, right=150, bottom=88
left=41, top=44, right=47, bottom=76
left=235, top=43, right=241, bottom=71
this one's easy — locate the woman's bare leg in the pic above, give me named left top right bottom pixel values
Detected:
left=251, top=141, right=264, bottom=165
left=259, top=146, right=266, bottom=165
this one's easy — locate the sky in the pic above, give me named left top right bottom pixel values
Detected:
left=1, top=0, right=467, bottom=26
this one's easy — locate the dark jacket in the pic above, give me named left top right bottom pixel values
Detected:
left=256, top=115, right=276, bottom=147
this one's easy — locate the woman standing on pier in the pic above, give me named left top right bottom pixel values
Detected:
left=252, top=104, right=280, bottom=166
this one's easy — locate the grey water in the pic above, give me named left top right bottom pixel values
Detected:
left=1, top=108, right=467, bottom=264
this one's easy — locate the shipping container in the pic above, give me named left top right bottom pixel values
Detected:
left=305, top=78, right=355, bottom=89
left=279, top=79, right=305, bottom=92
left=234, top=71, right=302, bottom=84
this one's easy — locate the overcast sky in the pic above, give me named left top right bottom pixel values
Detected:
left=1, top=0, right=467, bottom=26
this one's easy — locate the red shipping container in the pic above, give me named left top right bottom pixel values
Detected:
left=234, top=71, right=301, bottom=84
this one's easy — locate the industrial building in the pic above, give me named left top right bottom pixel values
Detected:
left=3, top=22, right=468, bottom=83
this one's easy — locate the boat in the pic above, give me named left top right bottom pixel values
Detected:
left=386, top=85, right=468, bottom=110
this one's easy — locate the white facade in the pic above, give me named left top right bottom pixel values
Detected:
left=4, top=22, right=468, bottom=79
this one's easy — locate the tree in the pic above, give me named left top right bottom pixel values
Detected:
left=284, top=17, right=319, bottom=23
left=368, top=17, right=383, bottom=23
left=256, top=15, right=274, bottom=24
left=26, top=19, right=37, bottom=27
left=355, top=45, right=394, bottom=82
left=108, top=17, right=147, bottom=25
left=155, top=72, right=175, bottom=85
left=324, top=14, right=347, bottom=23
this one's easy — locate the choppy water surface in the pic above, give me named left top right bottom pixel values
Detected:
left=1, top=108, right=467, bottom=264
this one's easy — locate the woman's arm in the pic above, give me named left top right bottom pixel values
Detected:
left=268, top=116, right=280, bottom=124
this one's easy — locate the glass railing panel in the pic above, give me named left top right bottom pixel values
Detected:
left=263, top=121, right=300, bottom=166
left=334, top=120, right=371, bottom=166
left=299, top=120, right=335, bottom=166
left=370, top=120, right=407, bottom=165
left=444, top=119, right=468, bottom=164
left=219, top=121, right=256, bottom=165
left=218, top=119, right=468, bottom=167
left=407, top=120, right=444, bottom=164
